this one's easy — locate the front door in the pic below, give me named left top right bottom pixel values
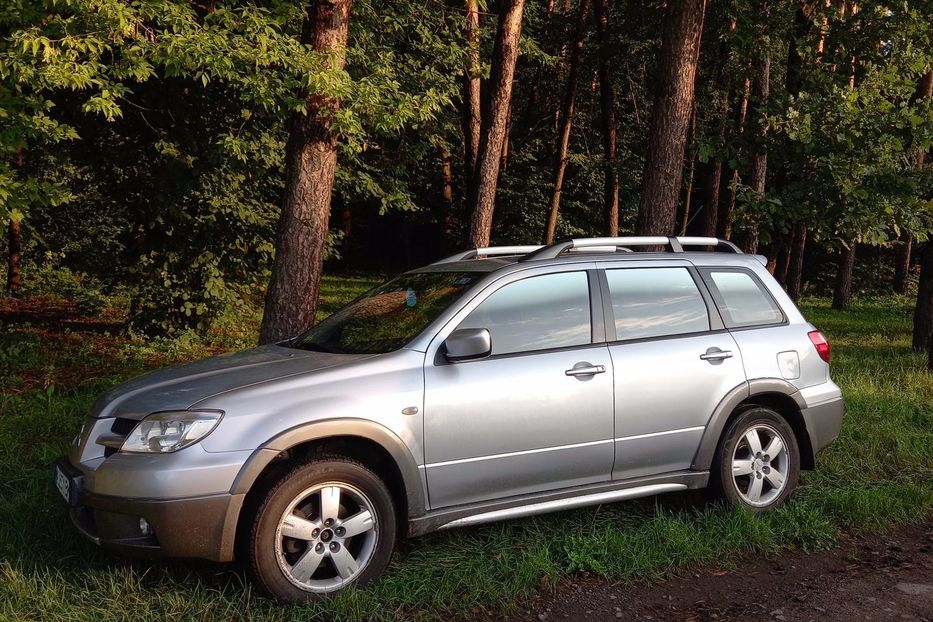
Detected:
left=598, top=264, right=747, bottom=480
left=423, top=269, right=615, bottom=508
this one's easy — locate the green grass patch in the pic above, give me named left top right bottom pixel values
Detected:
left=0, top=290, right=930, bottom=621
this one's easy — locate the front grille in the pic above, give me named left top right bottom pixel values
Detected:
left=102, top=418, right=137, bottom=457
left=110, top=418, right=137, bottom=436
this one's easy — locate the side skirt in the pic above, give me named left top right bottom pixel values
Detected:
left=407, top=471, right=708, bottom=537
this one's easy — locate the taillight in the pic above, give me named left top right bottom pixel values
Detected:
left=808, top=330, right=831, bottom=363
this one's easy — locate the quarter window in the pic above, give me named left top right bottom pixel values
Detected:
left=704, top=270, right=784, bottom=328
left=604, top=267, right=709, bottom=340
left=457, top=272, right=591, bottom=355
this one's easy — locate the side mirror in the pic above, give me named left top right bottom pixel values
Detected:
left=444, top=328, right=492, bottom=362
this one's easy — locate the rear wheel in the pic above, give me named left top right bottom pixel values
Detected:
left=713, top=407, right=800, bottom=511
left=247, top=458, right=396, bottom=602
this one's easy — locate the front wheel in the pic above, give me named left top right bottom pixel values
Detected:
left=713, top=407, right=800, bottom=511
left=247, top=458, right=396, bottom=602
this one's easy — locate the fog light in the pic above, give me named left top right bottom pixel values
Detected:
left=139, top=518, right=152, bottom=536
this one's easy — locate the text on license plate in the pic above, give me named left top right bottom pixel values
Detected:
left=55, top=466, right=70, bottom=502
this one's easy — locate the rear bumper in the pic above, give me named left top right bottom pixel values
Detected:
left=800, top=396, right=844, bottom=455
left=57, top=458, right=243, bottom=562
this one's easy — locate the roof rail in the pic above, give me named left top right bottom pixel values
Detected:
left=432, top=245, right=544, bottom=265
left=523, top=236, right=741, bottom=260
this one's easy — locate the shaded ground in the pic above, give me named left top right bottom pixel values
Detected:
left=0, top=295, right=125, bottom=332
left=514, top=523, right=933, bottom=622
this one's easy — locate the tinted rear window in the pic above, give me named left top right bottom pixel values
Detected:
left=703, top=269, right=784, bottom=328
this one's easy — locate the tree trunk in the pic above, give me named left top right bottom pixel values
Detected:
left=832, top=243, right=856, bottom=310
left=5, top=220, right=21, bottom=296
left=721, top=74, right=751, bottom=240
left=679, top=106, right=698, bottom=236
left=899, top=70, right=933, bottom=294
left=439, top=148, right=456, bottom=248
left=703, top=18, right=736, bottom=239
left=339, top=204, right=352, bottom=256
left=6, top=146, right=23, bottom=297
left=594, top=0, right=619, bottom=237
left=544, top=0, right=591, bottom=244
left=765, top=253, right=778, bottom=274
left=770, top=2, right=810, bottom=284
left=914, top=243, right=933, bottom=352
left=774, top=235, right=791, bottom=285
left=515, top=0, right=559, bottom=146
left=467, top=0, right=526, bottom=248
left=894, top=233, right=912, bottom=294
left=635, top=0, right=706, bottom=236
left=462, top=0, right=481, bottom=194
left=260, top=0, right=351, bottom=344
left=741, top=2, right=771, bottom=254
left=785, top=2, right=808, bottom=98
left=702, top=161, right=722, bottom=239
left=786, top=221, right=807, bottom=301
left=500, top=99, right=513, bottom=171
left=679, top=154, right=696, bottom=236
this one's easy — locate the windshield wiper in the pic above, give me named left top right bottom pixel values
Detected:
left=291, top=341, right=341, bottom=354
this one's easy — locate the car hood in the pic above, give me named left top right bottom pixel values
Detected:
left=90, top=345, right=373, bottom=420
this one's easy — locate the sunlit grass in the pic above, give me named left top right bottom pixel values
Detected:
left=0, top=290, right=929, bottom=621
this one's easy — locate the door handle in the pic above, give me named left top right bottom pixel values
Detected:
left=565, top=363, right=606, bottom=377
left=699, top=348, right=733, bottom=362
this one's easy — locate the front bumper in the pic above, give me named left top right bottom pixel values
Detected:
left=56, top=457, right=243, bottom=562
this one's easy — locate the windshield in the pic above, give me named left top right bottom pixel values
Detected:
left=292, top=271, right=481, bottom=354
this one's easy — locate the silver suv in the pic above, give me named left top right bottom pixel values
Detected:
left=55, top=236, right=843, bottom=601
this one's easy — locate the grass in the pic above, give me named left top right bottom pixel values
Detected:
left=0, top=283, right=930, bottom=621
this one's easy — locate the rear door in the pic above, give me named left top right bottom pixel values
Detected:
left=423, top=265, right=615, bottom=508
left=697, top=267, right=823, bottom=387
left=598, top=261, right=747, bottom=480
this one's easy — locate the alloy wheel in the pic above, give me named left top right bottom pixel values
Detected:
left=730, top=423, right=790, bottom=507
left=274, top=482, right=378, bottom=593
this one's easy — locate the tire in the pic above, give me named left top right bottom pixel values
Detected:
left=712, top=407, right=800, bottom=512
left=247, top=457, right=396, bottom=602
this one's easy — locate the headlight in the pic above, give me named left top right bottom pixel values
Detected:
left=121, top=410, right=223, bottom=454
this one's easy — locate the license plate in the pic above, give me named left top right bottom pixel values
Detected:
left=55, top=465, right=71, bottom=503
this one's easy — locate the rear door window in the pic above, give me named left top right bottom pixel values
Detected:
left=702, top=269, right=785, bottom=328
left=604, top=267, right=710, bottom=341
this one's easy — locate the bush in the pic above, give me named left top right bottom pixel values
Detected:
left=20, top=255, right=110, bottom=315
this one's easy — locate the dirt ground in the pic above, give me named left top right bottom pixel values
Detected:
left=512, top=523, right=933, bottom=622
